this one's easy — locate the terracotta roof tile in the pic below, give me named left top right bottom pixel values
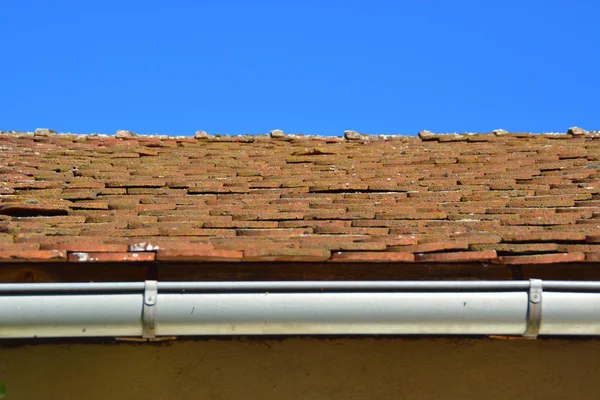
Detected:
left=156, top=248, right=243, bottom=262
left=399, top=241, right=470, bottom=253
left=330, top=251, right=415, bottom=262
left=41, top=243, right=129, bottom=252
left=0, top=249, right=66, bottom=262
left=243, top=248, right=331, bottom=262
left=67, top=252, right=155, bottom=262
left=492, top=253, right=586, bottom=264
left=415, top=250, right=497, bottom=263
left=1, top=130, right=599, bottom=268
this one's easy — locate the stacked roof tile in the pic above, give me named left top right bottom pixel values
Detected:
left=0, top=129, right=599, bottom=265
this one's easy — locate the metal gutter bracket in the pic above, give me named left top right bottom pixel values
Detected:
left=142, top=280, right=158, bottom=338
left=523, top=279, right=543, bottom=338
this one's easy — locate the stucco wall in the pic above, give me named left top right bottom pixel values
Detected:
left=1, top=337, right=599, bottom=399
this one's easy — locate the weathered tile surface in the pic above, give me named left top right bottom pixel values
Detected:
left=0, top=130, right=598, bottom=267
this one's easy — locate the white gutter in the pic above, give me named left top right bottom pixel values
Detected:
left=1, top=280, right=600, bottom=339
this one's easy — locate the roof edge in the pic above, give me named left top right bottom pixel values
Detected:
left=1, top=127, right=599, bottom=142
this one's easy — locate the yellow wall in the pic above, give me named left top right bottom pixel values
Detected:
left=1, top=337, right=599, bottom=400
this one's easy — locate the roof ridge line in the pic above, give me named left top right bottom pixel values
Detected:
left=1, top=128, right=599, bottom=142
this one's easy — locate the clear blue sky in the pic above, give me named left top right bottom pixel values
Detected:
left=2, top=1, right=598, bottom=136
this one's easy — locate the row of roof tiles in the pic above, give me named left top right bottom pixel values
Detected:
left=1, top=130, right=598, bottom=265
left=1, top=242, right=598, bottom=264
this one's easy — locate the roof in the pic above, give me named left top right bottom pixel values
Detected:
left=1, top=129, right=599, bottom=272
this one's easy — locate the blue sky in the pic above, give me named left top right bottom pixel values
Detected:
left=1, top=1, right=598, bottom=136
